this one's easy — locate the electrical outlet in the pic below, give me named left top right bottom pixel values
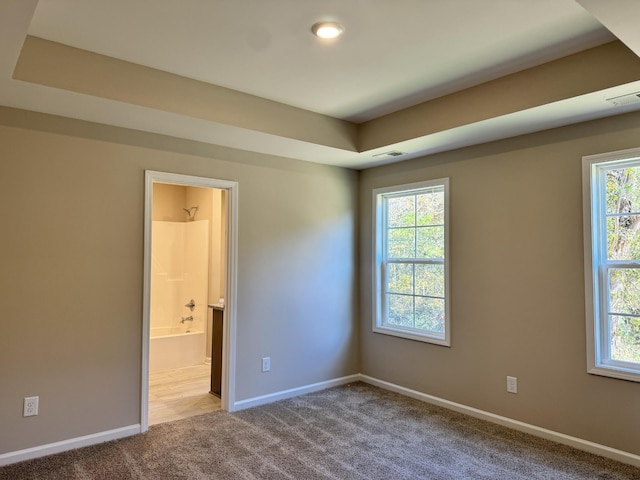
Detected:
left=506, top=376, right=518, bottom=394
left=23, top=396, right=39, bottom=417
left=261, top=357, right=270, bottom=373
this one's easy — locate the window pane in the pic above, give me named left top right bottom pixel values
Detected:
left=387, top=294, right=414, bottom=328
left=387, top=195, right=415, bottom=227
left=375, top=180, right=449, bottom=345
left=386, top=263, right=413, bottom=295
left=415, top=264, right=444, bottom=297
left=388, top=227, right=415, bottom=258
left=415, top=297, right=445, bottom=333
left=609, top=315, right=640, bottom=364
left=417, top=190, right=444, bottom=226
left=608, top=268, right=640, bottom=315
left=417, top=226, right=444, bottom=258
left=607, top=216, right=640, bottom=261
left=606, top=167, right=640, bottom=215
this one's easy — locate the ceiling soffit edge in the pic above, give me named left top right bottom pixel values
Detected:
left=13, top=35, right=359, bottom=153
left=358, top=41, right=640, bottom=152
left=10, top=36, right=640, bottom=162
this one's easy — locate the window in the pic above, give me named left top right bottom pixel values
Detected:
left=583, top=148, right=640, bottom=382
left=373, top=179, right=450, bottom=345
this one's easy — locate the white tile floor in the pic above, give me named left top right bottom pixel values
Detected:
left=148, top=363, right=221, bottom=426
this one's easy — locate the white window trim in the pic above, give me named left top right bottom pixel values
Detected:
left=373, top=178, right=451, bottom=346
left=583, top=147, right=640, bottom=383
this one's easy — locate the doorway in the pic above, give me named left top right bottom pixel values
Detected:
left=141, top=171, right=238, bottom=432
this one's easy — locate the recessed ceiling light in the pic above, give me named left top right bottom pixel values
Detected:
left=311, top=21, right=344, bottom=39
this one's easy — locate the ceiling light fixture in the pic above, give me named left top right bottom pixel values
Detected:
left=311, top=21, right=344, bottom=39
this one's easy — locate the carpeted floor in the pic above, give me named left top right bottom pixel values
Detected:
left=1, top=382, right=639, bottom=479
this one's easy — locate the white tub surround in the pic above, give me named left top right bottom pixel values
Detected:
left=149, top=330, right=206, bottom=373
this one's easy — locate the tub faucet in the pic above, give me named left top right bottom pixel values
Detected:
left=180, top=316, right=193, bottom=323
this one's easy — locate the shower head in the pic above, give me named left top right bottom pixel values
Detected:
left=183, top=206, right=199, bottom=221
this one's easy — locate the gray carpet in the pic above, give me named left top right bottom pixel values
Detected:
left=1, top=382, right=639, bottom=479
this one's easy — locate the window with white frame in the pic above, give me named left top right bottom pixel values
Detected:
left=583, top=149, right=640, bottom=382
left=373, top=179, right=450, bottom=345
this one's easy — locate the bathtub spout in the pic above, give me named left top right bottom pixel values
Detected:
left=180, top=316, right=194, bottom=323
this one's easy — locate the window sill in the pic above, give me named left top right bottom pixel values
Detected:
left=373, top=325, right=450, bottom=347
left=588, top=364, right=640, bottom=383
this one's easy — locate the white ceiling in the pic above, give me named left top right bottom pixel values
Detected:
left=2, top=0, right=640, bottom=169
left=25, top=0, right=613, bottom=122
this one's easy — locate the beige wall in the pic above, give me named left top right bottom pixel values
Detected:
left=0, top=108, right=359, bottom=453
left=359, top=110, right=640, bottom=456
left=2, top=104, right=639, bottom=459
left=152, top=183, right=187, bottom=222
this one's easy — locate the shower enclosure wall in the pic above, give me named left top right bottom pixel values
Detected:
left=149, top=219, right=209, bottom=373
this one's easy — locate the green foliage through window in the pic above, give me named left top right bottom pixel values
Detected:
left=376, top=182, right=449, bottom=343
left=604, top=164, right=640, bottom=364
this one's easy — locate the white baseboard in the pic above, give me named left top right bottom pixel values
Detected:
left=0, top=424, right=140, bottom=467
left=360, top=375, right=640, bottom=468
left=1, top=374, right=361, bottom=467
left=233, top=373, right=361, bottom=411
left=3, top=375, right=638, bottom=469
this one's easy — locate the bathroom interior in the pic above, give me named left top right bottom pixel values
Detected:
left=149, top=182, right=227, bottom=425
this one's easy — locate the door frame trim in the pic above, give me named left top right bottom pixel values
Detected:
left=142, top=170, right=239, bottom=431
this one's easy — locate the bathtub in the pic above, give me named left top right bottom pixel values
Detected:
left=149, top=326, right=206, bottom=374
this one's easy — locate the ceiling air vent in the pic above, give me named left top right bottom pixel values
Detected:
left=372, top=150, right=407, bottom=158
left=606, top=91, right=640, bottom=106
